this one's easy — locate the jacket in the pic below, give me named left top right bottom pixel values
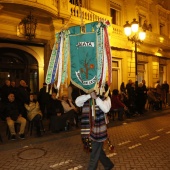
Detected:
left=25, top=101, right=42, bottom=121
left=4, top=101, right=20, bottom=121
left=111, top=95, right=125, bottom=110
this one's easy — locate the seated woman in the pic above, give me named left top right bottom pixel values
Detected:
left=110, top=89, right=127, bottom=121
left=61, top=93, right=79, bottom=128
left=24, top=93, right=43, bottom=137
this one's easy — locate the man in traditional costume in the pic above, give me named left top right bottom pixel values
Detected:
left=75, top=91, right=114, bottom=170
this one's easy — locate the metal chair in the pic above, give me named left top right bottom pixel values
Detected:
left=27, top=119, right=45, bottom=136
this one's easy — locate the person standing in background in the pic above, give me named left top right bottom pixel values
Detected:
left=162, top=80, right=169, bottom=105
left=142, top=80, right=148, bottom=111
left=120, top=82, right=126, bottom=94
left=1, top=79, right=12, bottom=103
left=154, top=80, right=163, bottom=109
left=15, top=80, right=30, bottom=119
left=11, top=80, right=17, bottom=97
left=37, top=83, right=50, bottom=119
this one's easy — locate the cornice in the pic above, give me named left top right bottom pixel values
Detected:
left=136, top=0, right=149, bottom=11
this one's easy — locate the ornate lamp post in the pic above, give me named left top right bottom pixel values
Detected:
left=124, top=18, right=146, bottom=84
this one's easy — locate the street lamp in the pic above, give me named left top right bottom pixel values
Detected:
left=124, top=18, right=146, bottom=84
left=18, top=11, right=37, bottom=40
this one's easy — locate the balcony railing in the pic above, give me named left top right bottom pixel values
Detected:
left=144, top=31, right=170, bottom=50
left=110, top=24, right=170, bottom=51
left=69, top=3, right=111, bottom=23
left=111, top=24, right=123, bottom=35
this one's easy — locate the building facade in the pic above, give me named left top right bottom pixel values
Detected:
left=0, top=0, right=170, bottom=93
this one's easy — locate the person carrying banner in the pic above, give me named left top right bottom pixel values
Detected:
left=75, top=91, right=114, bottom=170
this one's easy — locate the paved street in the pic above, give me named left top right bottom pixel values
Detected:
left=0, top=109, right=170, bottom=170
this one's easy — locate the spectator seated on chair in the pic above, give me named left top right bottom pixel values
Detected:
left=147, top=88, right=162, bottom=110
left=110, top=89, right=127, bottom=121
left=2, top=93, right=26, bottom=140
left=25, top=93, right=43, bottom=137
left=61, top=93, right=79, bottom=128
left=50, top=108, right=67, bottom=133
left=47, top=92, right=67, bottom=133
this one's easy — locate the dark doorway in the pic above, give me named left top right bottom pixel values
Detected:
left=0, top=47, right=38, bottom=93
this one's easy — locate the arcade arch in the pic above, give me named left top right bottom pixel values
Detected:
left=0, top=44, right=44, bottom=93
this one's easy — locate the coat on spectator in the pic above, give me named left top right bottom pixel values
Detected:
left=25, top=100, right=42, bottom=121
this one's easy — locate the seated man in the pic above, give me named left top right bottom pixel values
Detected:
left=47, top=92, right=66, bottom=132
left=61, top=93, right=79, bottom=127
left=3, top=93, right=26, bottom=140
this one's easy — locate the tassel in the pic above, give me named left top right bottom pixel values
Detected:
left=46, top=84, right=49, bottom=93
left=104, top=87, right=110, bottom=98
left=56, top=92, right=59, bottom=99
left=107, top=138, right=114, bottom=152
left=104, top=113, right=109, bottom=124
left=94, top=82, right=99, bottom=95
left=92, top=98, right=96, bottom=120
left=100, top=85, right=105, bottom=96
left=49, top=85, right=52, bottom=95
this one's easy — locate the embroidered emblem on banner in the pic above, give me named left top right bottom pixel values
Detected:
left=69, top=32, right=97, bottom=93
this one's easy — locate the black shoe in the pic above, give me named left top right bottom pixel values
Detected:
left=118, top=118, right=124, bottom=121
left=37, top=130, right=42, bottom=137
left=11, top=135, right=16, bottom=140
left=107, top=163, right=114, bottom=170
left=37, top=133, right=42, bottom=137
left=36, top=128, right=42, bottom=137
left=19, top=134, right=25, bottom=139
left=52, top=130, right=60, bottom=133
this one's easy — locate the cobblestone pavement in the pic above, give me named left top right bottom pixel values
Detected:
left=0, top=109, right=170, bottom=170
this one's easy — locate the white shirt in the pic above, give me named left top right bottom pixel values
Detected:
left=61, top=99, right=77, bottom=113
left=75, top=94, right=111, bottom=113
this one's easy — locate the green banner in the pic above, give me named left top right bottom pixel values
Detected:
left=69, top=32, right=97, bottom=93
